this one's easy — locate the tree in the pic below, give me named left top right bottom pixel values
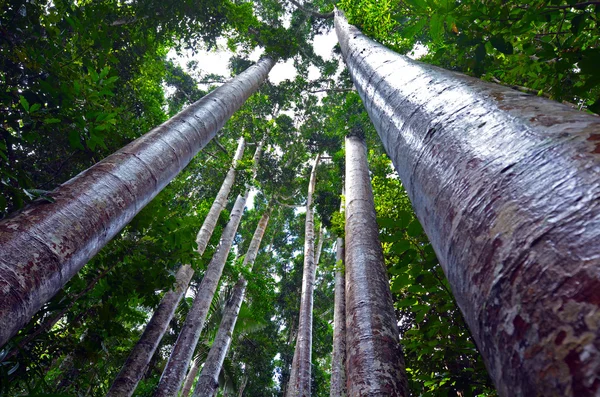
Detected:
left=107, top=264, right=194, bottom=396
left=287, top=153, right=321, bottom=397
left=193, top=208, right=272, bottom=396
left=336, top=9, right=600, bottom=396
left=0, top=56, right=275, bottom=348
left=329, top=193, right=346, bottom=397
left=344, top=134, right=408, bottom=396
left=196, top=138, right=246, bottom=256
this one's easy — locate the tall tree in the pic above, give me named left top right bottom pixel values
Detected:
left=336, top=9, right=600, bottom=396
left=286, top=153, right=320, bottom=397
left=154, top=142, right=264, bottom=396
left=344, top=134, right=408, bottom=396
left=154, top=193, right=248, bottom=396
left=193, top=208, right=272, bottom=396
left=0, top=57, right=275, bottom=348
left=106, top=264, right=194, bottom=396
left=196, top=138, right=246, bottom=256
left=330, top=192, right=346, bottom=397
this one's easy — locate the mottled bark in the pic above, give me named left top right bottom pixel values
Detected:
left=7, top=262, right=117, bottom=360
left=0, top=57, right=275, bottom=348
left=154, top=193, right=248, bottom=396
left=330, top=193, right=346, bottom=397
left=196, top=138, right=246, bottom=256
left=181, top=361, right=200, bottom=397
left=343, top=135, right=408, bottom=396
left=336, top=9, right=600, bottom=396
left=287, top=154, right=321, bottom=397
left=107, top=265, right=194, bottom=397
left=193, top=209, right=271, bottom=397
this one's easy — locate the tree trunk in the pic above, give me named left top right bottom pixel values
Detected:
left=344, top=135, right=408, bottom=396
left=314, top=226, right=324, bottom=266
left=336, top=9, right=600, bottom=397
left=7, top=262, right=117, bottom=360
left=287, top=154, right=321, bottom=397
left=181, top=361, right=200, bottom=397
left=0, top=57, right=275, bottom=348
left=196, top=138, right=246, bottom=256
left=153, top=194, right=248, bottom=396
left=193, top=209, right=271, bottom=397
left=330, top=193, right=346, bottom=397
left=107, top=264, right=194, bottom=397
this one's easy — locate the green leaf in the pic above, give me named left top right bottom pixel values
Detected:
left=68, top=130, right=84, bottom=150
left=407, top=219, right=424, bottom=237
left=44, top=118, right=61, bottom=124
left=392, top=274, right=411, bottom=292
left=29, top=103, right=41, bottom=113
left=570, top=13, right=585, bottom=35
left=19, top=95, right=29, bottom=112
left=429, top=14, right=445, bottom=42
left=490, top=36, right=513, bottom=55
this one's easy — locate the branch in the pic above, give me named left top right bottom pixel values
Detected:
left=307, top=88, right=356, bottom=94
left=287, top=0, right=334, bottom=19
left=213, top=139, right=229, bottom=156
left=546, top=1, right=600, bottom=9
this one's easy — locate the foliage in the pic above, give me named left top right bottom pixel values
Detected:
left=339, top=0, right=600, bottom=112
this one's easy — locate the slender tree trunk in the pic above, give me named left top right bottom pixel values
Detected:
left=181, top=361, right=200, bottom=397
left=0, top=57, right=275, bottom=348
left=193, top=209, right=271, bottom=397
left=330, top=193, right=346, bottom=397
left=153, top=193, right=248, bottom=396
left=196, top=138, right=246, bottom=256
left=107, top=264, right=194, bottom=397
left=344, top=135, right=408, bottom=396
left=314, top=226, right=324, bottom=266
left=287, top=154, right=321, bottom=397
left=336, top=9, right=600, bottom=396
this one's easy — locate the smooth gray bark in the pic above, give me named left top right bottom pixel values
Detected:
left=330, top=193, right=346, bottom=397
left=314, top=226, right=324, bottom=266
left=153, top=194, right=248, bottom=397
left=181, top=361, right=200, bottom=397
left=336, top=9, right=600, bottom=397
left=196, top=138, right=246, bottom=256
left=287, top=154, right=321, bottom=397
left=193, top=209, right=271, bottom=397
left=107, top=265, right=194, bottom=397
left=0, top=57, right=275, bottom=347
left=344, top=135, right=408, bottom=396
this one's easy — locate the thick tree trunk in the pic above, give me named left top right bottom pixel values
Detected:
left=107, top=264, right=194, bottom=397
left=181, top=361, right=200, bottom=397
left=193, top=209, right=271, bottom=397
left=153, top=194, right=248, bottom=396
left=287, top=154, right=321, bottom=397
left=330, top=194, right=346, bottom=397
left=7, top=262, right=117, bottom=360
left=0, top=57, right=275, bottom=348
left=336, top=10, right=600, bottom=397
left=344, top=135, right=408, bottom=396
left=196, top=138, right=246, bottom=256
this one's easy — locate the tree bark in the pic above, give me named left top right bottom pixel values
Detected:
left=330, top=193, right=346, bottom=397
left=7, top=262, right=117, bottom=360
left=286, top=154, right=321, bottom=397
left=181, top=361, right=200, bottom=397
left=107, top=264, right=194, bottom=397
left=0, top=57, right=275, bottom=348
left=314, top=226, right=324, bottom=266
left=153, top=193, right=248, bottom=396
left=196, top=138, right=246, bottom=256
left=193, top=209, right=271, bottom=397
left=336, top=9, right=600, bottom=396
left=344, top=135, right=408, bottom=396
